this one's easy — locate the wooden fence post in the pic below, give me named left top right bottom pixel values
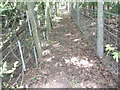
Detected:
left=97, top=0, right=104, bottom=58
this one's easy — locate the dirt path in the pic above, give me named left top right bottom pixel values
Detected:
left=23, top=10, right=117, bottom=88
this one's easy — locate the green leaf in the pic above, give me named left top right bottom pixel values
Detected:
left=105, top=44, right=112, bottom=51
left=2, top=62, right=7, bottom=72
left=18, top=85, right=24, bottom=88
left=14, top=61, right=19, bottom=68
left=105, top=44, right=116, bottom=52
left=3, top=62, right=7, bottom=69
left=4, top=69, right=14, bottom=74
left=0, top=8, right=8, bottom=13
left=0, top=68, right=3, bottom=77
left=112, top=52, right=120, bottom=62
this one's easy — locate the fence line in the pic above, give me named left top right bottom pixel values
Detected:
left=71, top=6, right=120, bottom=55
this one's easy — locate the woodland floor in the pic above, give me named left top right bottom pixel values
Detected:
left=14, top=8, right=118, bottom=88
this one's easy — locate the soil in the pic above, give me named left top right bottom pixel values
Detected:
left=21, top=10, right=118, bottom=88
left=8, top=7, right=118, bottom=88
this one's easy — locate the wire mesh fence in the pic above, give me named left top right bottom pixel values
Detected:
left=1, top=10, right=39, bottom=80
left=104, top=11, right=120, bottom=48
left=71, top=5, right=120, bottom=53
left=71, top=6, right=98, bottom=51
left=70, top=4, right=120, bottom=82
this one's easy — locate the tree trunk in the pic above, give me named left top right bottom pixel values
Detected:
left=27, top=2, right=42, bottom=59
left=45, top=1, right=51, bottom=41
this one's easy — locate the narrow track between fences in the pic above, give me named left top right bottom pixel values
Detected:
left=21, top=11, right=117, bottom=88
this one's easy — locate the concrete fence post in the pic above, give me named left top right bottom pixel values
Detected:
left=97, top=0, right=104, bottom=58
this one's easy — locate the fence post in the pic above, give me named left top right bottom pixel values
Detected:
left=67, top=2, right=70, bottom=13
left=77, top=2, right=80, bottom=27
left=70, top=2, right=73, bottom=18
left=18, top=40, right=26, bottom=72
left=97, top=0, right=104, bottom=58
left=0, top=67, right=1, bottom=89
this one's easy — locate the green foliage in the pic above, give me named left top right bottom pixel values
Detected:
left=105, top=44, right=120, bottom=62
left=0, top=61, right=19, bottom=88
left=112, top=52, right=120, bottom=62
left=14, top=85, right=24, bottom=88
left=0, top=61, right=19, bottom=78
left=30, top=77, right=38, bottom=82
left=105, top=44, right=117, bottom=55
left=103, top=2, right=120, bottom=15
left=111, top=3, right=120, bottom=14
left=0, top=2, right=16, bottom=17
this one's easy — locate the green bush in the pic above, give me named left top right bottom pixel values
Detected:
left=111, top=3, right=120, bottom=14
left=0, top=61, right=19, bottom=88
left=105, top=44, right=120, bottom=62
